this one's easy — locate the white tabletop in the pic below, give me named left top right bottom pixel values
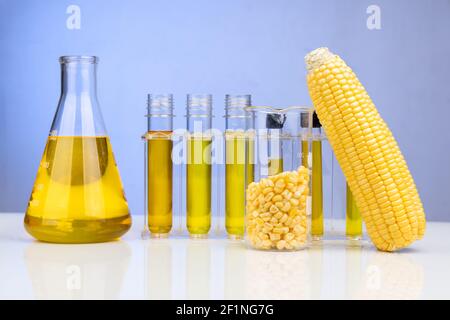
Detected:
left=0, top=213, right=448, bottom=300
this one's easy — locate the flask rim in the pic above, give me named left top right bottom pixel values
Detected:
left=59, top=56, right=99, bottom=64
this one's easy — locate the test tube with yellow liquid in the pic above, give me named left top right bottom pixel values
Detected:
left=225, top=95, right=253, bottom=239
left=142, top=94, right=174, bottom=238
left=302, top=112, right=324, bottom=240
left=186, top=94, right=213, bottom=238
left=346, top=183, right=363, bottom=240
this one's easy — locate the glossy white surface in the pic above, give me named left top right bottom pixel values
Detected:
left=0, top=213, right=449, bottom=300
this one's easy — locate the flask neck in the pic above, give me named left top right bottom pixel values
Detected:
left=61, top=61, right=98, bottom=98
left=51, top=56, right=106, bottom=136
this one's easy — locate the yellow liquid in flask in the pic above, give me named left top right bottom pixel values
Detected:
left=24, top=136, right=131, bottom=243
left=187, top=137, right=212, bottom=237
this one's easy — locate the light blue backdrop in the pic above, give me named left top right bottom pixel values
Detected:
left=1, top=0, right=449, bottom=221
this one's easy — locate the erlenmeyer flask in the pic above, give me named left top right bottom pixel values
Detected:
left=24, top=56, right=132, bottom=243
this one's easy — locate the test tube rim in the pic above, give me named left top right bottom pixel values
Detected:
left=59, top=55, right=98, bottom=64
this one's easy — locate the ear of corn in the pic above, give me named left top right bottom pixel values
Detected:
left=305, top=48, right=425, bottom=252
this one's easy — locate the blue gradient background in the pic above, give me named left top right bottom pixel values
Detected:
left=1, top=0, right=449, bottom=221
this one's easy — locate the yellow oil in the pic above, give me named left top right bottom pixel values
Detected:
left=268, top=158, right=283, bottom=176
left=225, top=131, right=254, bottom=238
left=301, top=141, right=309, bottom=168
left=24, top=136, right=131, bottom=243
left=302, top=140, right=323, bottom=239
left=346, top=183, right=362, bottom=239
left=247, top=135, right=255, bottom=184
left=147, top=131, right=173, bottom=235
left=187, top=136, right=212, bottom=236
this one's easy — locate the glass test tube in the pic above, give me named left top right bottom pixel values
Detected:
left=186, top=94, right=212, bottom=238
left=143, top=94, right=174, bottom=238
left=302, top=112, right=324, bottom=240
left=225, top=94, right=252, bottom=239
left=346, top=183, right=362, bottom=240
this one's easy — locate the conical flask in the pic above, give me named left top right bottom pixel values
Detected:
left=24, top=56, right=132, bottom=243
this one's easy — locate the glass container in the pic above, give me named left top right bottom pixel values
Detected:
left=224, top=94, right=253, bottom=239
left=142, top=94, right=174, bottom=238
left=186, top=94, right=213, bottom=238
left=302, top=112, right=325, bottom=240
left=245, top=106, right=312, bottom=251
left=24, top=56, right=131, bottom=243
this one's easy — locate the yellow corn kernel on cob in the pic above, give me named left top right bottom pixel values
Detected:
left=305, top=48, right=425, bottom=252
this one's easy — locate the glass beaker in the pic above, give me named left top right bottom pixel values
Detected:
left=245, top=106, right=312, bottom=251
left=224, top=94, right=253, bottom=239
left=142, top=94, right=174, bottom=238
left=186, top=94, right=213, bottom=238
left=24, top=56, right=132, bottom=243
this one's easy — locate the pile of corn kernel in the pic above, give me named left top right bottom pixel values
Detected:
left=246, top=166, right=310, bottom=250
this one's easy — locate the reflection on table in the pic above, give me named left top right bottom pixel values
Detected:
left=24, top=241, right=131, bottom=299
left=20, top=236, right=425, bottom=299
left=0, top=214, right=440, bottom=299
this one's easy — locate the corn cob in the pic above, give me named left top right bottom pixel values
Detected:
left=305, top=48, right=425, bottom=252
